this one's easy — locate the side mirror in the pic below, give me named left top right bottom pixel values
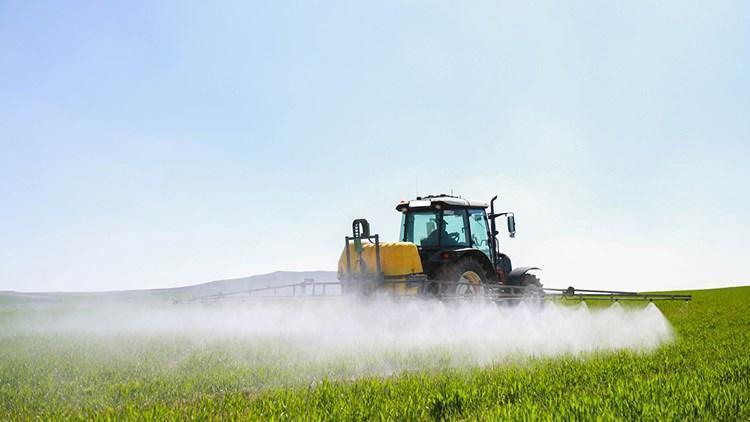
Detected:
left=507, top=214, right=516, bottom=238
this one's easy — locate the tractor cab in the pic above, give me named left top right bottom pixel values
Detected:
left=398, top=196, right=491, bottom=256
left=396, top=194, right=517, bottom=283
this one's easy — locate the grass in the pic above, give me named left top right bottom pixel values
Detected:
left=1, top=286, right=749, bottom=420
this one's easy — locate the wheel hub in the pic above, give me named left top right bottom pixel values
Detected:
left=456, top=270, right=482, bottom=296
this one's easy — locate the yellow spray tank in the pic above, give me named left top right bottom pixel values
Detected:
left=337, top=219, right=425, bottom=296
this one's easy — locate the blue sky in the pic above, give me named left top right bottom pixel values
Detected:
left=1, top=1, right=748, bottom=292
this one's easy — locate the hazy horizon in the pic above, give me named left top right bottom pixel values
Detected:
left=2, top=269, right=746, bottom=295
left=1, top=269, right=337, bottom=294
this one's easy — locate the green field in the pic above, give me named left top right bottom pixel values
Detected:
left=1, top=287, right=749, bottom=420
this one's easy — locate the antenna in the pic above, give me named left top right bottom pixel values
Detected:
left=416, top=176, right=419, bottom=197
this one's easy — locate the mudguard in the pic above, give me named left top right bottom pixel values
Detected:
left=506, top=266, right=541, bottom=285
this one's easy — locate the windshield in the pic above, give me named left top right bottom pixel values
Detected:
left=401, top=209, right=469, bottom=248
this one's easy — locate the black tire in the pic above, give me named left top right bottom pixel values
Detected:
left=435, top=257, right=488, bottom=297
left=520, top=273, right=545, bottom=305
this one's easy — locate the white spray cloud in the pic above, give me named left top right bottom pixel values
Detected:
left=7, top=299, right=674, bottom=371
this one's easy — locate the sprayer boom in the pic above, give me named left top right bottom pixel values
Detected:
left=174, top=280, right=691, bottom=304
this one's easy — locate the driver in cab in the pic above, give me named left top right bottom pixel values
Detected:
left=423, top=219, right=460, bottom=246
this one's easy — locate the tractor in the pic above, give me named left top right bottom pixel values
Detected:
left=337, top=194, right=542, bottom=298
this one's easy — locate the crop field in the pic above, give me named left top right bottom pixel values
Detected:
left=1, top=286, right=749, bottom=420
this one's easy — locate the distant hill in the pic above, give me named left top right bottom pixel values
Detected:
left=0, top=271, right=338, bottom=306
left=166, top=270, right=338, bottom=299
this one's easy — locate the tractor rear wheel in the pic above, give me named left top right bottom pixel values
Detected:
left=435, top=257, right=488, bottom=297
left=520, top=273, right=545, bottom=305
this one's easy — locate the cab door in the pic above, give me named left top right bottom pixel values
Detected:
left=468, top=208, right=492, bottom=259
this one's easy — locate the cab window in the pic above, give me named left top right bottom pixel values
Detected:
left=468, top=209, right=491, bottom=257
left=402, top=209, right=469, bottom=248
left=440, top=209, right=469, bottom=247
left=402, top=210, right=440, bottom=247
